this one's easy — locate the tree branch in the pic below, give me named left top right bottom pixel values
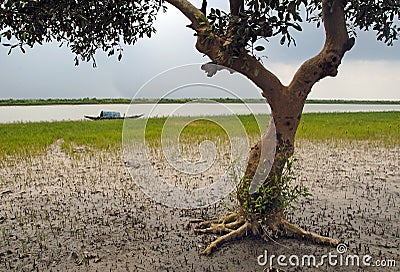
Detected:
left=166, top=0, right=284, bottom=102
left=225, top=56, right=284, bottom=103
left=229, top=0, right=243, bottom=16
left=165, top=0, right=204, bottom=31
left=288, top=0, right=355, bottom=99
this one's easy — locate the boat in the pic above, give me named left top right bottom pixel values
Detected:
left=84, top=111, right=143, bottom=120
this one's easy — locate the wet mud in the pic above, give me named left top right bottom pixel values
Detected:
left=0, top=140, right=398, bottom=271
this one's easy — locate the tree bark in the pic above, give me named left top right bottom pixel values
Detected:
left=167, top=0, right=354, bottom=254
left=236, top=88, right=304, bottom=223
left=236, top=0, right=355, bottom=235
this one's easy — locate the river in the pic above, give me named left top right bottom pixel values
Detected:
left=0, top=103, right=399, bottom=123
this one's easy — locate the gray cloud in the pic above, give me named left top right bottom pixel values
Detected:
left=0, top=4, right=399, bottom=100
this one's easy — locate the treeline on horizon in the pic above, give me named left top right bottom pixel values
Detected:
left=0, top=97, right=399, bottom=106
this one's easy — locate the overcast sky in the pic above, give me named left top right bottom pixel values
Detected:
left=0, top=1, right=399, bottom=100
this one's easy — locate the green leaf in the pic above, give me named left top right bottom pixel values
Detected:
left=292, top=24, right=302, bottom=32
left=254, top=45, right=265, bottom=51
left=280, top=35, right=286, bottom=45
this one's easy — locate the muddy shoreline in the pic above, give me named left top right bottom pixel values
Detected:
left=0, top=141, right=398, bottom=271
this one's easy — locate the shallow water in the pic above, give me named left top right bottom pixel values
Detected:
left=1, top=103, right=399, bottom=123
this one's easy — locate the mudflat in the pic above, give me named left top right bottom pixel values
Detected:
left=0, top=140, right=398, bottom=271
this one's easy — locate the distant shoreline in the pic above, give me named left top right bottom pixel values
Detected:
left=0, top=97, right=399, bottom=106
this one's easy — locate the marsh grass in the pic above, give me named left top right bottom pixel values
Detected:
left=0, top=112, right=398, bottom=159
left=0, top=120, right=124, bottom=159
left=143, top=115, right=266, bottom=145
left=1, top=98, right=399, bottom=106
left=297, top=112, right=399, bottom=145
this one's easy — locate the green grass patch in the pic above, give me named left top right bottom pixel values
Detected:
left=0, top=112, right=398, bottom=159
left=297, top=111, right=399, bottom=144
left=1, top=97, right=399, bottom=106
left=140, top=115, right=268, bottom=145
left=0, top=120, right=124, bottom=158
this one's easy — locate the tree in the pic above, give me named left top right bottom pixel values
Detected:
left=1, top=0, right=399, bottom=255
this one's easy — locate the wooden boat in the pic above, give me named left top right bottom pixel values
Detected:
left=84, top=111, right=143, bottom=120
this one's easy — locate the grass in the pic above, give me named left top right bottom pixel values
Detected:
left=0, top=112, right=398, bottom=159
left=0, top=120, right=124, bottom=158
left=297, top=112, right=399, bottom=144
left=0, top=97, right=132, bottom=106
left=1, top=98, right=399, bottom=106
left=140, top=114, right=267, bottom=144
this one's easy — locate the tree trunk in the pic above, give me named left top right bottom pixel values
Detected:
left=171, top=0, right=355, bottom=254
left=237, top=89, right=305, bottom=229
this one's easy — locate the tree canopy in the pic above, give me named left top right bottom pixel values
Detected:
left=1, top=0, right=398, bottom=66
left=0, top=0, right=164, bottom=65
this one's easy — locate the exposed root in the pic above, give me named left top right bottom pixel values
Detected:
left=192, top=212, right=239, bottom=229
left=192, top=212, right=252, bottom=255
left=201, top=221, right=251, bottom=256
left=193, top=212, right=339, bottom=255
left=281, top=218, right=339, bottom=246
left=193, top=212, right=246, bottom=234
